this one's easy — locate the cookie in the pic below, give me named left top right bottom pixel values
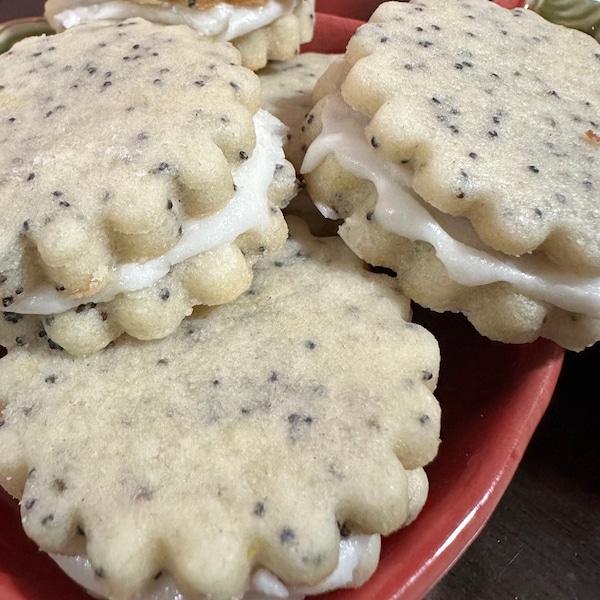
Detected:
left=0, top=18, right=297, bottom=356
left=0, top=216, right=440, bottom=600
left=44, top=0, right=316, bottom=70
left=258, top=52, right=343, bottom=237
left=302, top=0, right=600, bottom=350
left=259, top=51, right=340, bottom=172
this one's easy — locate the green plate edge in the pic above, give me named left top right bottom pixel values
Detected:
left=528, top=0, right=600, bottom=42
left=0, top=18, right=53, bottom=54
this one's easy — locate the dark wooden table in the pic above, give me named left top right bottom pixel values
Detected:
left=1, top=1, right=599, bottom=598
left=427, top=345, right=600, bottom=600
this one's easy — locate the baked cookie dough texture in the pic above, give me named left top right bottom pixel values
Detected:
left=0, top=218, right=440, bottom=600
left=44, top=0, right=316, bottom=70
left=259, top=51, right=340, bottom=172
left=302, top=0, right=600, bottom=350
left=0, top=18, right=297, bottom=356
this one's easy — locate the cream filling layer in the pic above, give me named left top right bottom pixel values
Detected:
left=6, top=110, right=287, bottom=315
left=44, top=0, right=297, bottom=40
left=51, top=534, right=381, bottom=600
left=301, top=95, right=600, bottom=318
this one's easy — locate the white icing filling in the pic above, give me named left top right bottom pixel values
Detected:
left=51, top=534, right=380, bottom=600
left=301, top=95, right=600, bottom=318
left=45, top=0, right=298, bottom=40
left=5, top=109, right=286, bottom=315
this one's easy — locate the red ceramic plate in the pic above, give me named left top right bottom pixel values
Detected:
left=0, top=306, right=564, bottom=600
left=0, top=4, right=564, bottom=600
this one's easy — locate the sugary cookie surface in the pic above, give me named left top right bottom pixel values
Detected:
left=0, top=18, right=295, bottom=356
left=316, top=0, right=600, bottom=269
left=0, top=218, right=440, bottom=600
left=302, top=0, right=600, bottom=349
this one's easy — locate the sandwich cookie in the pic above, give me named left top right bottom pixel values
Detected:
left=0, top=18, right=297, bottom=356
left=0, top=217, right=441, bottom=600
left=302, top=0, right=600, bottom=350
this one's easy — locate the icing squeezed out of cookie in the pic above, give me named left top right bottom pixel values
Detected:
left=45, top=0, right=298, bottom=40
left=301, top=95, right=600, bottom=318
left=7, top=109, right=286, bottom=315
left=51, top=534, right=380, bottom=600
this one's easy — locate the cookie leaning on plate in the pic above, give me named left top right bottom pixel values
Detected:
left=259, top=51, right=341, bottom=172
left=0, top=217, right=441, bottom=600
left=44, top=0, right=316, bottom=70
left=258, top=51, right=343, bottom=237
left=0, top=18, right=297, bottom=357
left=302, top=0, right=600, bottom=350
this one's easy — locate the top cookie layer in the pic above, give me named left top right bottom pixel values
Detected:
left=0, top=18, right=272, bottom=304
left=0, top=217, right=440, bottom=599
left=329, top=0, right=600, bottom=272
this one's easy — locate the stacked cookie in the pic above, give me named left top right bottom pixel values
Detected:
left=0, top=3, right=444, bottom=600
left=0, top=18, right=296, bottom=357
left=0, top=217, right=440, bottom=600
left=45, top=0, right=316, bottom=70
left=5, top=0, right=597, bottom=597
left=302, top=0, right=600, bottom=351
